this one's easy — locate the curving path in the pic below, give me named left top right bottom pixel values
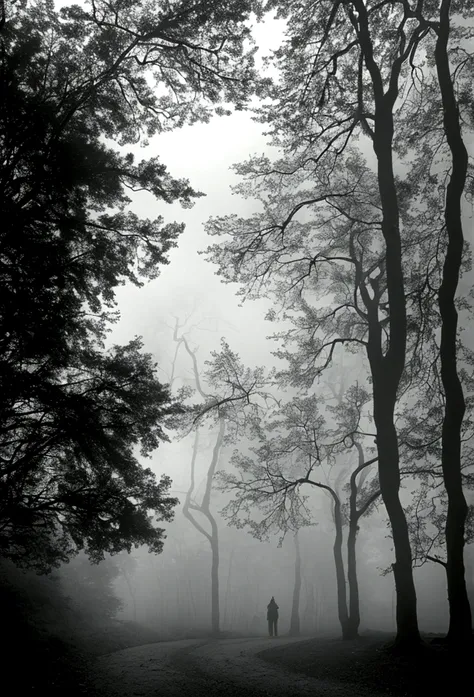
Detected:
left=89, top=636, right=387, bottom=697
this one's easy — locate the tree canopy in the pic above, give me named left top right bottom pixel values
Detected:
left=204, top=0, right=474, bottom=645
left=0, top=0, right=259, bottom=572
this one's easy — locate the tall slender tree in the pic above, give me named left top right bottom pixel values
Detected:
left=205, top=0, right=445, bottom=646
left=168, top=319, right=224, bottom=636
left=433, top=0, right=472, bottom=642
left=169, top=319, right=272, bottom=635
left=289, top=531, right=302, bottom=636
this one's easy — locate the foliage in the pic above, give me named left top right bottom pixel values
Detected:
left=171, top=324, right=276, bottom=440
left=0, top=0, right=260, bottom=572
left=204, top=3, right=474, bottom=642
left=0, top=336, right=182, bottom=573
left=197, top=338, right=275, bottom=437
left=168, top=319, right=275, bottom=525
left=205, top=148, right=446, bottom=394
left=166, top=315, right=278, bottom=634
left=216, top=385, right=380, bottom=544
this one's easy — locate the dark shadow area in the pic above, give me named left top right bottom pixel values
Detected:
left=0, top=560, right=165, bottom=694
left=257, top=631, right=472, bottom=696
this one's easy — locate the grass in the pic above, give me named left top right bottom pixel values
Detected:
left=257, top=631, right=472, bottom=696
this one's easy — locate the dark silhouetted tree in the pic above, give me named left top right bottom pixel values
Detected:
left=205, top=0, right=437, bottom=645
left=205, top=0, right=474, bottom=646
left=0, top=0, right=259, bottom=571
left=427, top=0, right=472, bottom=642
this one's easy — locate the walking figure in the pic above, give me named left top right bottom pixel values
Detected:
left=267, top=596, right=279, bottom=637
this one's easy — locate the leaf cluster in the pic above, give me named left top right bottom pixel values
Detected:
left=2, top=0, right=268, bottom=570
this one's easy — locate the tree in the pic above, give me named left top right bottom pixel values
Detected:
left=325, top=373, right=381, bottom=638
left=168, top=318, right=225, bottom=635
left=401, top=396, right=474, bottom=616
left=289, top=530, right=301, bottom=636
left=217, top=391, right=380, bottom=639
left=430, top=0, right=472, bottom=642
left=345, top=439, right=380, bottom=637
left=183, top=427, right=224, bottom=635
left=0, top=0, right=259, bottom=571
left=205, top=0, right=441, bottom=645
left=169, top=318, right=272, bottom=635
left=205, top=152, right=431, bottom=645
left=0, top=338, right=183, bottom=572
left=205, top=0, right=474, bottom=646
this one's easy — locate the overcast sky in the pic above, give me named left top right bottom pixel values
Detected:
left=99, top=14, right=288, bottom=486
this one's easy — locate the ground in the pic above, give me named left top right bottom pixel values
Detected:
left=4, top=563, right=470, bottom=695
left=75, top=631, right=470, bottom=697
left=86, top=636, right=387, bottom=697
left=9, top=619, right=470, bottom=696
left=258, top=633, right=471, bottom=696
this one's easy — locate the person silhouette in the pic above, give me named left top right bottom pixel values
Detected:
left=267, top=596, right=279, bottom=637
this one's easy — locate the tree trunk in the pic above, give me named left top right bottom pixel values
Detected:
left=303, top=579, right=314, bottom=634
left=347, top=448, right=364, bottom=640
left=177, top=325, right=227, bottom=637
left=187, top=578, right=197, bottom=622
left=183, top=419, right=225, bottom=637
left=332, top=496, right=350, bottom=639
left=223, top=548, right=235, bottom=629
left=367, top=110, right=421, bottom=646
left=209, top=512, right=220, bottom=636
left=434, top=0, right=472, bottom=644
left=347, top=447, right=380, bottom=640
left=309, top=482, right=350, bottom=638
left=204, top=418, right=225, bottom=636
left=347, top=516, right=360, bottom=639
left=314, top=586, right=321, bottom=634
left=354, top=2, right=422, bottom=645
left=373, top=397, right=420, bottom=646
left=289, top=531, right=301, bottom=636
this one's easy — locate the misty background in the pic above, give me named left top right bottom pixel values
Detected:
left=2, top=1, right=474, bottom=674
left=93, top=13, right=474, bottom=640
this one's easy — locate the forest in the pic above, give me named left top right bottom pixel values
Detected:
left=0, top=1, right=473, bottom=695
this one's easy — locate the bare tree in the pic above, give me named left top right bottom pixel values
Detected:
left=168, top=318, right=224, bottom=636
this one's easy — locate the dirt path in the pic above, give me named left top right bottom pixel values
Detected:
left=89, top=636, right=388, bottom=696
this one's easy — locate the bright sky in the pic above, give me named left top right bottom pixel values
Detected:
left=99, top=11, right=288, bottom=484
left=107, top=16, right=287, bottom=372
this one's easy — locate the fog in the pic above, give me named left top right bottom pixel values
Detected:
left=79, top=12, right=474, bottom=644
left=109, top=465, right=468, bottom=638
left=101, top=219, right=473, bottom=642
left=4, top=4, right=474, bottom=697
left=38, top=0, right=473, bottom=648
